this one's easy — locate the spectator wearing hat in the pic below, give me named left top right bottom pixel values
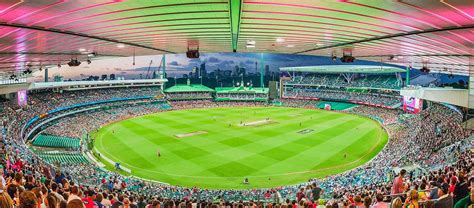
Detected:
left=434, top=183, right=453, bottom=208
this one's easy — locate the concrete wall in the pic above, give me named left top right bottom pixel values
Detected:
left=0, top=83, right=30, bottom=95
left=401, top=87, right=468, bottom=108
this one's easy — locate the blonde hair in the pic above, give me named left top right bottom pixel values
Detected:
left=391, top=197, right=403, bottom=208
left=407, top=189, right=419, bottom=201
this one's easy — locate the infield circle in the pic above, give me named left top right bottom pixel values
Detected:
left=93, top=106, right=388, bottom=189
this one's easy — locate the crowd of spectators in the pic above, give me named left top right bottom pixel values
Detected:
left=171, top=100, right=269, bottom=110
left=348, top=106, right=401, bottom=125
left=285, top=74, right=401, bottom=90
left=215, top=93, right=268, bottom=100
left=166, top=92, right=213, bottom=100
left=42, top=103, right=170, bottom=139
left=277, top=99, right=320, bottom=109
left=0, top=87, right=471, bottom=208
left=283, top=87, right=401, bottom=107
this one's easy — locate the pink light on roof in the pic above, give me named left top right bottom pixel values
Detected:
left=48, top=1, right=226, bottom=29
left=242, top=17, right=391, bottom=35
left=30, top=0, right=124, bottom=27
left=343, top=1, right=443, bottom=29
left=63, top=10, right=227, bottom=32
left=7, top=0, right=68, bottom=23
left=243, top=10, right=407, bottom=33
left=440, top=0, right=473, bottom=21
left=0, top=0, right=24, bottom=14
left=69, top=17, right=228, bottom=34
left=397, top=0, right=462, bottom=26
left=244, top=1, right=424, bottom=31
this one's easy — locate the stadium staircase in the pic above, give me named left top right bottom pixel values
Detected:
left=32, top=134, right=81, bottom=149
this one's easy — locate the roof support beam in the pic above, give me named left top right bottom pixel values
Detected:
left=229, top=0, right=243, bottom=52
left=0, top=22, right=176, bottom=54
left=294, top=24, right=474, bottom=54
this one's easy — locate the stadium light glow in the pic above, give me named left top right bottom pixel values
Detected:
left=246, top=40, right=256, bottom=48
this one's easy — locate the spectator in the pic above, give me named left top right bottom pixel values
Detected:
left=68, top=186, right=81, bottom=203
left=312, top=183, right=323, bottom=201
left=372, top=193, right=388, bottom=208
left=46, top=193, right=60, bottom=208
left=402, top=189, right=419, bottom=208
left=81, top=190, right=97, bottom=208
left=434, top=183, right=453, bottom=208
left=391, top=169, right=406, bottom=195
left=0, top=187, right=14, bottom=208
left=67, top=199, right=85, bottom=208
left=19, top=191, right=38, bottom=208
left=454, top=177, right=473, bottom=208
left=391, top=197, right=403, bottom=208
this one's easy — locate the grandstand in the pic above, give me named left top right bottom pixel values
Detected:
left=281, top=66, right=403, bottom=109
left=0, top=1, right=472, bottom=208
left=164, top=84, right=214, bottom=100
left=35, top=152, right=89, bottom=165
left=215, top=86, right=269, bottom=101
left=32, top=134, right=80, bottom=149
left=281, top=65, right=404, bottom=90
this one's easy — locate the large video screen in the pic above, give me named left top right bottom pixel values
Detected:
left=17, top=90, right=27, bottom=107
left=403, top=96, right=422, bottom=114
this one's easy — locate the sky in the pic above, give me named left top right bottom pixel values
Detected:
left=31, top=52, right=405, bottom=81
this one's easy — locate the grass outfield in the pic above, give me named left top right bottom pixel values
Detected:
left=93, top=107, right=388, bottom=189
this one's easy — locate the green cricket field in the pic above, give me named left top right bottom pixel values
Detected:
left=93, top=106, right=387, bottom=189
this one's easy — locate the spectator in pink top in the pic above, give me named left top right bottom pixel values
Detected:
left=391, top=169, right=406, bottom=195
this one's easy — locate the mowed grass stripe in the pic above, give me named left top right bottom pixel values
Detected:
left=254, top=119, right=373, bottom=175
left=101, top=122, right=214, bottom=176
left=93, top=107, right=388, bottom=189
